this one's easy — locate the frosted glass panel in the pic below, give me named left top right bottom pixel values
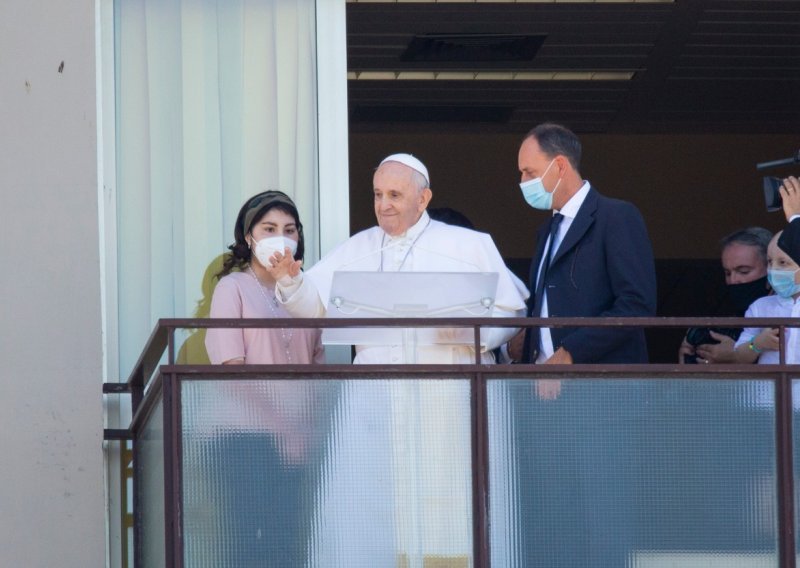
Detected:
left=793, top=378, right=800, bottom=558
left=488, top=378, right=778, bottom=568
left=138, top=397, right=165, bottom=568
left=181, top=377, right=473, bottom=568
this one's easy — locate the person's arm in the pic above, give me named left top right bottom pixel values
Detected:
left=205, top=278, right=247, bottom=364
left=780, top=176, right=800, bottom=222
left=559, top=202, right=657, bottom=363
left=274, top=273, right=326, bottom=318
left=678, top=335, right=696, bottom=364
left=694, top=332, right=738, bottom=364
left=733, top=327, right=778, bottom=364
left=480, top=304, right=525, bottom=351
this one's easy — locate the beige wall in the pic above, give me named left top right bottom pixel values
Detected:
left=350, top=132, right=795, bottom=259
left=0, top=1, right=105, bottom=566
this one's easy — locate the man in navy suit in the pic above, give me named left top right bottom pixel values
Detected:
left=509, top=122, right=656, bottom=373
left=506, top=123, right=657, bottom=567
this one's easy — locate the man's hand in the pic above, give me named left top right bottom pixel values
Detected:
left=534, top=347, right=573, bottom=400
left=265, top=247, right=303, bottom=281
left=544, top=347, right=573, bottom=365
left=694, top=332, right=737, bottom=364
left=780, top=176, right=800, bottom=221
left=678, top=336, right=695, bottom=364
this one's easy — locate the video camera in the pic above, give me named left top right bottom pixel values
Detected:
left=758, top=150, right=800, bottom=212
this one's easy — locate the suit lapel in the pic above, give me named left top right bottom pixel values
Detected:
left=550, top=187, right=597, bottom=266
left=529, top=221, right=551, bottom=288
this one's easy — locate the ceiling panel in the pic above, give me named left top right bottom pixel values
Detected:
left=346, top=0, right=800, bottom=134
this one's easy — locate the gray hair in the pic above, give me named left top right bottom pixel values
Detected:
left=409, top=169, right=428, bottom=193
left=525, top=122, right=582, bottom=171
left=720, top=226, right=772, bottom=263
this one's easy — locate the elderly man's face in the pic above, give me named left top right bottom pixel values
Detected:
left=373, top=162, right=432, bottom=237
left=722, top=242, right=767, bottom=285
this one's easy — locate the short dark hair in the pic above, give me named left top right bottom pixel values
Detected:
left=525, top=122, right=582, bottom=170
left=428, top=207, right=475, bottom=230
left=218, top=190, right=305, bottom=278
left=720, top=227, right=772, bottom=264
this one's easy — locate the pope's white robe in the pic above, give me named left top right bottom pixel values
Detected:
left=277, top=212, right=528, bottom=567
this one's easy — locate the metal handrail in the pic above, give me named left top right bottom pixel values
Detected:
left=114, top=315, right=800, bottom=568
left=120, top=315, right=800, bottom=396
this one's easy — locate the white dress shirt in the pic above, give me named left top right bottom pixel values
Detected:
left=735, top=294, right=800, bottom=365
left=535, top=181, right=591, bottom=362
left=734, top=293, right=800, bottom=409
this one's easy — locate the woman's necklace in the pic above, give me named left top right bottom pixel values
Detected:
left=248, top=265, right=293, bottom=364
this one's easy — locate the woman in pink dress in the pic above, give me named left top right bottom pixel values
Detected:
left=193, top=190, right=325, bottom=566
left=206, top=189, right=324, bottom=366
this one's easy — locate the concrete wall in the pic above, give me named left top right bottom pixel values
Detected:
left=0, top=2, right=106, bottom=566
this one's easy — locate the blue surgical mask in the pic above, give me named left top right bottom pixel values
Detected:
left=767, top=268, right=800, bottom=298
left=519, top=158, right=561, bottom=210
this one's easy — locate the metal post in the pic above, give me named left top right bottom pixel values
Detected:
left=471, top=370, right=490, bottom=567
left=776, top=325, right=796, bottom=568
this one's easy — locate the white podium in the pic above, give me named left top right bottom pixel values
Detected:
left=322, top=271, right=499, bottom=353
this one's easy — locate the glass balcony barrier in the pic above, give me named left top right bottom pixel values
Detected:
left=105, top=316, right=800, bottom=568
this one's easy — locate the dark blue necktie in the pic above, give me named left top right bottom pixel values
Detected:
left=524, top=213, right=564, bottom=362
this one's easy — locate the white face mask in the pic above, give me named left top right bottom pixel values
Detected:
left=252, top=235, right=298, bottom=267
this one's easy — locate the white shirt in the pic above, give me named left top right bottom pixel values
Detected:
left=734, top=294, right=800, bottom=364
left=535, top=181, right=591, bottom=362
left=734, top=294, right=800, bottom=409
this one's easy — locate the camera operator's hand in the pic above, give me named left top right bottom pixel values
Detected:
left=695, top=332, right=737, bottom=364
left=678, top=336, right=696, bottom=364
left=780, top=176, right=800, bottom=221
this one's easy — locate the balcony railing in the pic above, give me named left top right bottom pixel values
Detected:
left=105, top=317, right=800, bottom=568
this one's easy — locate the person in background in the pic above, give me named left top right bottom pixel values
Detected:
left=427, top=206, right=475, bottom=230
left=679, top=227, right=772, bottom=364
left=734, top=230, right=800, bottom=364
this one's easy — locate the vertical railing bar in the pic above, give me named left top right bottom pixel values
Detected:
left=471, top=369, right=490, bottom=568
left=777, top=364, right=796, bottom=568
left=162, top=374, right=175, bottom=568
left=474, top=325, right=481, bottom=365
left=132, top=426, right=141, bottom=568
left=173, top=374, right=184, bottom=568
left=131, top=368, right=144, bottom=417
left=780, top=325, right=787, bottom=366
left=168, top=327, right=175, bottom=365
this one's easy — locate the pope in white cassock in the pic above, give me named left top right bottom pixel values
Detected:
left=267, top=153, right=528, bottom=567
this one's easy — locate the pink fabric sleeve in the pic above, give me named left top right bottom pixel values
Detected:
left=312, top=331, right=326, bottom=364
left=205, top=277, right=246, bottom=364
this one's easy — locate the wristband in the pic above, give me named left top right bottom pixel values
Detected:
left=749, top=339, right=763, bottom=354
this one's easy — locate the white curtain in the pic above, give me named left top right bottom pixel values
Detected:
left=114, top=0, right=318, bottom=373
